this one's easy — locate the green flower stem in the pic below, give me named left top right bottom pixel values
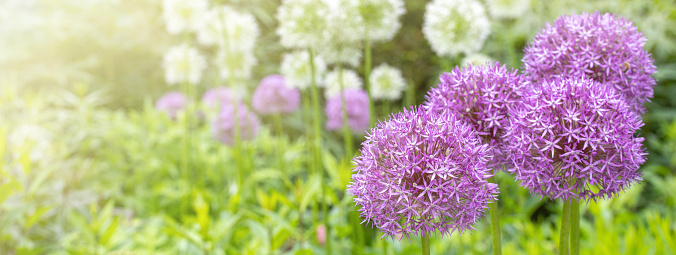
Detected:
left=422, top=233, right=430, bottom=255
left=487, top=175, right=501, bottom=255
left=559, top=199, right=572, bottom=255
left=308, top=49, right=331, bottom=255
left=338, top=65, right=354, bottom=157
left=272, top=114, right=285, bottom=172
left=302, top=92, right=319, bottom=223
left=364, top=38, right=374, bottom=127
left=571, top=196, right=580, bottom=255
left=382, top=237, right=388, bottom=255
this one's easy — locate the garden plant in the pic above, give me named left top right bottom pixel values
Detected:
left=1, top=0, right=675, bottom=254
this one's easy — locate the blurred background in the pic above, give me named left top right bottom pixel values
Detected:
left=0, top=0, right=675, bottom=254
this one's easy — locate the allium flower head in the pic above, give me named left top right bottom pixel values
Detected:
left=252, top=75, right=301, bottom=115
left=316, top=0, right=364, bottom=67
left=324, top=68, right=363, bottom=98
left=156, top=91, right=189, bottom=120
left=370, top=63, right=406, bottom=101
left=202, top=87, right=241, bottom=109
left=485, top=0, right=529, bottom=20
left=212, top=104, right=260, bottom=145
left=325, top=89, right=370, bottom=133
left=347, top=106, right=499, bottom=239
left=461, top=53, right=493, bottom=67
left=280, top=51, right=327, bottom=90
left=356, top=0, right=406, bottom=42
left=162, top=0, right=208, bottom=35
left=504, top=77, right=646, bottom=202
left=522, top=11, right=657, bottom=113
left=422, top=0, right=491, bottom=57
left=215, top=48, right=257, bottom=81
left=276, top=0, right=330, bottom=49
left=163, top=44, right=207, bottom=85
left=424, top=63, right=526, bottom=169
left=197, top=6, right=259, bottom=51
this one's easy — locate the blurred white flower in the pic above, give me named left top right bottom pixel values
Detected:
left=281, top=51, right=327, bottom=90
left=197, top=6, right=259, bottom=51
left=422, top=0, right=491, bottom=57
left=162, top=44, right=207, bottom=85
left=162, top=0, right=208, bottom=35
left=8, top=124, right=53, bottom=163
left=276, top=0, right=331, bottom=49
left=485, top=0, right=529, bottom=20
left=324, top=68, right=363, bottom=98
left=318, top=0, right=364, bottom=66
left=461, top=53, right=493, bottom=66
left=369, top=63, right=406, bottom=100
left=216, top=49, right=257, bottom=82
left=356, top=0, right=406, bottom=42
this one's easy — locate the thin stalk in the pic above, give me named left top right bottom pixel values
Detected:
left=302, top=92, right=319, bottom=223
left=382, top=238, right=388, bottom=255
left=571, top=196, right=580, bottom=255
left=364, top=38, right=374, bottom=127
left=337, top=65, right=354, bottom=157
left=421, top=233, right=430, bottom=255
left=308, top=49, right=330, bottom=255
left=272, top=114, right=285, bottom=172
left=487, top=176, right=501, bottom=255
left=218, top=9, right=244, bottom=196
left=559, top=199, right=572, bottom=255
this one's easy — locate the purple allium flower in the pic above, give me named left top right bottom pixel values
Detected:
left=347, top=106, right=499, bottom=239
left=156, top=91, right=189, bottom=120
left=424, top=63, right=526, bottom=169
left=211, top=104, right=260, bottom=145
left=202, top=87, right=241, bottom=108
left=522, top=11, right=657, bottom=113
left=252, top=74, right=301, bottom=115
left=504, top=77, right=647, bottom=202
left=325, top=88, right=370, bottom=133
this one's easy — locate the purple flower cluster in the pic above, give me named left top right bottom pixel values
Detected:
left=325, top=89, right=370, bottom=133
left=252, top=75, right=301, bottom=115
left=348, top=106, right=499, bottom=239
left=522, top=11, right=657, bottom=114
left=211, top=104, right=261, bottom=145
left=202, top=87, right=241, bottom=108
left=424, top=63, right=526, bottom=169
left=155, top=91, right=189, bottom=120
left=504, top=77, right=646, bottom=202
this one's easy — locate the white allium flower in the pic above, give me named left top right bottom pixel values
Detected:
left=9, top=124, right=53, bottom=162
left=461, top=53, right=493, bottom=66
left=280, top=51, right=327, bottom=90
left=162, top=0, right=208, bottom=35
left=216, top=49, right=257, bottom=81
left=356, top=0, right=406, bottom=42
left=369, top=63, right=406, bottom=100
left=197, top=6, right=259, bottom=51
left=163, top=44, right=207, bottom=85
left=485, top=0, right=529, bottom=20
left=318, top=0, right=364, bottom=66
left=422, top=0, right=491, bottom=57
left=276, top=0, right=331, bottom=49
left=324, top=68, right=363, bottom=98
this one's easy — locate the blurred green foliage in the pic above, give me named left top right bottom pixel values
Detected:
left=1, top=0, right=675, bottom=254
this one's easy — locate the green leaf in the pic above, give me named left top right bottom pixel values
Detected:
left=99, top=217, right=119, bottom=246
left=24, top=206, right=52, bottom=229
left=0, top=181, right=20, bottom=205
left=271, top=228, right=290, bottom=250
left=192, top=192, right=210, bottom=240
left=19, top=151, right=31, bottom=175
left=294, top=248, right=313, bottom=255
